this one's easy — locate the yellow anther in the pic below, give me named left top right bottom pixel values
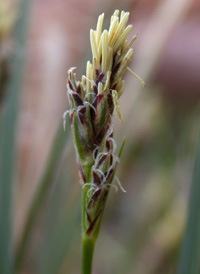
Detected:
left=112, top=90, right=122, bottom=122
left=90, top=29, right=99, bottom=68
left=102, top=30, right=108, bottom=72
left=96, top=13, right=104, bottom=45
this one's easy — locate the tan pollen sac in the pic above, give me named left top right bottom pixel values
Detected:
left=102, top=30, right=108, bottom=72
left=120, top=10, right=125, bottom=21
left=122, top=39, right=128, bottom=52
left=113, top=24, right=132, bottom=52
left=90, top=29, right=100, bottom=68
left=123, top=34, right=138, bottom=54
left=109, top=12, right=130, bottom=47
left=107, top=47, right=113, bottom=72
left=115, top=79, right=124, bottom=96
left=104, top=71, right=111, bottom=90
left=122, top=47, right=133, bottom=64
left=97, top=34, right=103, bottom=60
left=119, top=11, right=130, bottom=30
left=117, top=80, right=125, bottom=98
left=82, top=75, right=86, bottom=86
left=86, top=61, right=93, bottom=93
left=98, top=82, right=104, bottom=94
left=96, top=13, right=104, bottom=45
left=92, top=58, right=98, bottom=81
left=93, top=30, right=97, bottom=43
left=114, top=48, right=133, bottom=80
left=110, top=9, right=119, bottom=23
left=112, top=90, right=122, bottom=121
left=108, top=16, right=119, bottom=44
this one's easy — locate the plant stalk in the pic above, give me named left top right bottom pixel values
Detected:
left=81, top=235, right=95, bottom=274
left=81, top=163, right=96, bottom=274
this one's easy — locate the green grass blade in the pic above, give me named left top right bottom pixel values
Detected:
left=177, top=129, right=200, bottom=274
left=37, top=202, right=80, bottom=274
left=15, top=121, right=70, bottom=271
left=0, top=1, right=31, bottom=273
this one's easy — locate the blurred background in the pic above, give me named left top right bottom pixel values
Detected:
left=1, top=0, right=200, bottom=273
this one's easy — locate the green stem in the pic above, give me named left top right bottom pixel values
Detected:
left=81, top=163, right=96, bottom=274
left=81, top=236, right=95, bottom=274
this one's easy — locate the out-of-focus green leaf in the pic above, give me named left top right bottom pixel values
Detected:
left=177, top=128, right=200, bottom=274
left=15, top=121, right=71, bottom=271
left=0, top=1, right=31, bottom=273
left=32, top=148, right=78, bottom=273
left=37, top=202, right=80, bottom=274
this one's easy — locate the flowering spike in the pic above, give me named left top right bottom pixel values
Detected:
left=63, top=11, right=142, bottom=253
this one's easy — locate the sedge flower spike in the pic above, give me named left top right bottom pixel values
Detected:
left=63, top=10, right=141, bottom=273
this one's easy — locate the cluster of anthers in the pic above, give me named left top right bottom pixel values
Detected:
left=63, top=10, right=143, bottom=235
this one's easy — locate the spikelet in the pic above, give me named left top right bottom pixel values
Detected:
left=64, top=10, right=140, bottom=236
